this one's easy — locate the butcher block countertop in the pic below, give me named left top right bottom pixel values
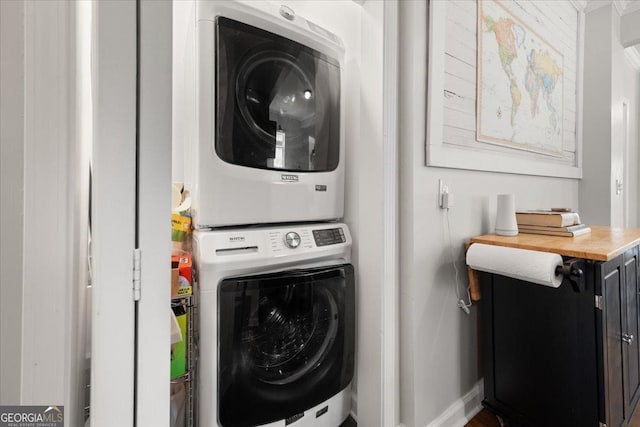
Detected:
left=469, top=226, right=640, bottom=262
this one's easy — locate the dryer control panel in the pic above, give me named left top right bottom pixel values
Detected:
left=312, top=227, right=346, bottom=246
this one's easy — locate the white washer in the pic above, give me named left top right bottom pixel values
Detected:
left=194, top=223, right=355, bottom=426
left=192, top=1, right=346, bottom=229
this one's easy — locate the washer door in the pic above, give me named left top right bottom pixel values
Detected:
left=218, top=264, right=355, bottom=427
left=216, top=17, right=341, bottom=172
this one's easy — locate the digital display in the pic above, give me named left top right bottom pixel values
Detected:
left=313, top=228, right=345, bottom=246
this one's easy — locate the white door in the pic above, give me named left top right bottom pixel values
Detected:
left=135, top=1, right=173, bottom=426
left=91, top=1, right=171, bottom=426
left=91, top=2, right=137, bottom=425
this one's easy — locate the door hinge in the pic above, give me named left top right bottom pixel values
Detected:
left=133, top=248, right=141, bottom=301
left=595, top=295, right=603, bottom=310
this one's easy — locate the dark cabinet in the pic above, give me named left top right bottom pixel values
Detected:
left=622, top=248, right=640, bottom=416
left=596, top=247, right=640, bottom=427
left=598, top=252, right=625, bottom=427
left=480, top=247, right=640, bottom=427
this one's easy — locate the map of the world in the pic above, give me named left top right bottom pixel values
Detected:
left=477, top=0, right=564, bottom=156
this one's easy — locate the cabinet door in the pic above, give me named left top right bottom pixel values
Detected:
left=599, top=256, right=626, bottom=427
left=480, top=266, right=598, bottom=427
left=623, top=247, right=640, bottom=416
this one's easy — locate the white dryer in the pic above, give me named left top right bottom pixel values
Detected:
left=192, top=1, right=346, bottom=229
left=194, top=223, right=355, bottom=426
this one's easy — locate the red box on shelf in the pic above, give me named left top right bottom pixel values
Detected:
left=171, top=254, right=192, bottom=298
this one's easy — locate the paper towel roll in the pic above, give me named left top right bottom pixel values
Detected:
left=466, top=243, right=563, bottom=288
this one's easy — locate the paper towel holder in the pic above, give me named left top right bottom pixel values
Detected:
left=554, top=258, right=584, bottom=292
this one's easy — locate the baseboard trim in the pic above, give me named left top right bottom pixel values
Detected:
left=425, top=380, right=484, bottom=427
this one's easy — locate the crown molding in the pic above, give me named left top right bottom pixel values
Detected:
left=569, top=0, right=589, bottom=10
left=584, top=0, right=613, bottom=14
left=614, top=0, right=629, bottom=15
left=624, top=46, right=640, bottom=71
left=584, top=0, right=637, bottom=15
left=624, top=0, right=640, bottom=14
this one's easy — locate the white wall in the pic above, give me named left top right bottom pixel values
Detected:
left=616, top=32, right=640, bottom=229
left=0, top=0, right=25, bottom=405
left=626, top=60, right=640, bottom=227
left=612, top=6, right=626, bottom=227
left=621, top=9, right=640, bottom=47
left=581, top=6, right=614, bottom=226
left=580, top=4, right=640, bottom=227
left=22, top=0, right=71, bottom=406
left=399, top=2, right=580, bottom=426
left=0, top=1, right=87, bottom=424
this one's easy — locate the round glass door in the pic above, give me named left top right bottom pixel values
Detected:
left=218, top=265, right=355, bottom=427
left=236, top=51, right=315, bottom=149
left=216, top=17, right=341, bottom=172
left=240, top=286, right=338, bottom=385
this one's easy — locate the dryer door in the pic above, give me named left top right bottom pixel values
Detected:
left=218, top=264, right=354, bottom=427
left=216, top=17, right=341, bottom=173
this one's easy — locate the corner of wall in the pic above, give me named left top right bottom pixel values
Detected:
left=424, top=380, right=484, bottom=427
left=397, top=1, right=425, bottom=425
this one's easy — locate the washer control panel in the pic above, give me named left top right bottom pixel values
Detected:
left=201, top=223, right=350, bottom=262
left=268, top=228, right=313, bottom=253
left=312, top=227, right=346, bottom=246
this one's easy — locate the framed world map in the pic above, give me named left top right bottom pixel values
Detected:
left=477, top=0, right=564, bottom=156
left=425, top=0, right=583, bottom=179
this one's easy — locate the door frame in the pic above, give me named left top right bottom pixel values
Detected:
left=622, top=99, right=630, bottom=228
left=382, top=1, right=400, bottom=426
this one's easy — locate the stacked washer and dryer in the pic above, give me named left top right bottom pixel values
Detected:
left=189, top=2, right=355, bottom=426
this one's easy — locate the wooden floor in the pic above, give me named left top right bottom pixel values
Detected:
left=466, top=407, right=640, bottom=427
left=465, top=409, right=502, bottom=427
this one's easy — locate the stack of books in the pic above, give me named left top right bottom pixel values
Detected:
left=515, top=210, right=591, bottom=237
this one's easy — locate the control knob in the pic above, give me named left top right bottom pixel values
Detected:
left=284, top=231, right=301, bottom=249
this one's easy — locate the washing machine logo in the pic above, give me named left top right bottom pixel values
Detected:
left=229, top=236, right=245, bottom=242
left=281, top=174, right=299, bottom=182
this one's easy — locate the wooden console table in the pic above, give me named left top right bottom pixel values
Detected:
left=469, top=226, right=640, bottom=426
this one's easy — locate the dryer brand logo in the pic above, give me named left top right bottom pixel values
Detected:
left=281, top=174, right=299, bottom=182
left=229, top=236, right=245, bottom=242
